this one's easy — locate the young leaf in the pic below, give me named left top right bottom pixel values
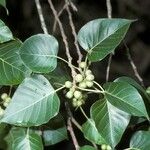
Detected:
left=1, top=75, right=60, bottom=127
left=0, top=40, right=31, bottom=85
left=130, top=131, right=150, bottom=150
left=43, top=127, right=68, bottom=146
left=0, top=19, right=13, bottom=43
left=104, top=82, right=148, bottom=118
left=19, top=34, right=58, bottom=73
left=77, top=18, right=133, bottom=62
left=82, top=119, right=106, bottom=145
left=5, top=127, right=43, bottom=150
left=91, top=100, right=130, bottom=148
left=80, top=145, right=96, bottom=150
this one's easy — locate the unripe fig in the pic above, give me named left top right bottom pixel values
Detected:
left=72, top=101, right=77, bottom=107
left=86, top=81, right=93, bottom=87
left=0, top=107, right=4, bottom=116
left=79, top=62, right=87, bottom=68
left=76, top=100, right=82, bottom=107
left=73, top=98, right=77, bottom=102
left=101, top=144, right=107, bottom=150
left=106, top=145, right=112, bottom=150
left=65, top=81, right=72, bottom=88
left=3, top=102, right=9, bottom=107
left=86, top=74, right=94, bottom=81
left=74, top=91, right=82, bottom=99
left=75, top=74, right=83, bottom=82
left=85, top=69, right=92, bottom=76
left=79, top=81, right=87, bottom=88
left=66, top=91, right=74, bottom=99
left=5, top=97, right=11, bottom=103
left=1, top=93, right=8, bottom=100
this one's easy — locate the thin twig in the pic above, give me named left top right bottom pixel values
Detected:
left=52, top=3, right=68, bottom=33
left=106, top=54, right=113, bottom=82
left=35, top=0, right=48, bottom=34
left=65, top=102, right=80, bottom=150
left=106, top=0, right=112, bottom=19
left=105, top=0, right=112, bottom=82
left=65, top=0, right=83, bottom=63
left=67, top=118, right=80, bottom=150
left=48, top=0, right=76, bottom=80
left=124, top=43, right=144, bottom=86
left=71, top=117, right=82, bottom=131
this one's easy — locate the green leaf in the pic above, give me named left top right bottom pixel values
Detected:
left=1, top=75, right=60, bottom=127
left=0, top=19, right=13, bottom=43
left=77, top=18, right=133, bottom=62
left=82, top=119, right=106, bottom=145
left=5, top=127, right=43, bottom=150
left=114, top=77, right=145, bottom=93
left=19, top=34, right=58, bottom=73
left=0, top=123, right=10, bottom=149
left=43, top=126, right=68, bottom=146
left=130, top=131, right=150, bottom=150
left=114, top=76, right=150, bottom=103
left=0, top=0, right=6, bottom=7
left=80, top=145, right=96, bottom=150
left=0, top=40, right=31, bottom=85
left=91, top=100, right=130, bottom=148
left=104, top=82, right=148, bottom=118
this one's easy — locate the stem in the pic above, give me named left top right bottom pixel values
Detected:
left=77, top=86, right=103, bottom=94
left=65, top=0, right=83, bottom=63
left=80, top=107, right=89, bottom=120
left=124, top=42, right=144, bottom=87
left=35, top=0, right=48, bottom=34
left=65, top=101, right=80, bottom=150
left=106, top=0, right=112, bottom=18
left=93, top=81, right=105, bottom=92
left=71, top=117, right=82, bottom=131
left=106, top=0, right=113, bottom=82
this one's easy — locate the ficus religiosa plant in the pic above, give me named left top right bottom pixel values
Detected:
left=0, top=3, right=150, bottom=150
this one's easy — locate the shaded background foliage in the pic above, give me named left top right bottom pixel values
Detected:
left=0, top=0, right=150, bottom=149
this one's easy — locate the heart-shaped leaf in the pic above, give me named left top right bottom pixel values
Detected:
left=1, top=75, right=60, bottom=127
left=130, top=131, right=150, bottom=150
left=77, top=19, right=133, bottom=62
left=0, top=40, right=31, bottom=85
left=43, top=127, right=68, bottom=146
left=82, top=119, right=106, bottom=145
left=5, top=127, right=43, bottom=150
left=0, top=19, right=13, bottom=43
left=104, top=82, right=148, bottom=118
left=19, top=34, right=58, bottom=73
left=91, top=100, right=130, bottom=148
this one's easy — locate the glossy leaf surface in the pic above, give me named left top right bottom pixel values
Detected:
left=0, top=40, right=31, bottom=85
left=82, top=119, right=106, bottom=145
left=1, top=75, right=60, bottom=127
left=78, top=19, right=133, bottom=61
left=43, top=127, right=68, bottom=146
left=20, top=34, right=58, bottom=73
left=0, top=19, right=13, bottom=43
left=130, top=131, right=150, bottom=150
left=104, top=82, right=148, bottom=118
left=5, top=127, right=43, bottom=150
left=91, top=100, right=130, bottom=147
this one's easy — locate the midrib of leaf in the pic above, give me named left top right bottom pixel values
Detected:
left=0, top=58, right=24, bottom=73
left=88, top=22, right=129, bottom=53
left=104, top=91, right=146, bottom=116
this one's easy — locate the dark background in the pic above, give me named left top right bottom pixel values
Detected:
left=0, top=0, right=150, bottom=149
